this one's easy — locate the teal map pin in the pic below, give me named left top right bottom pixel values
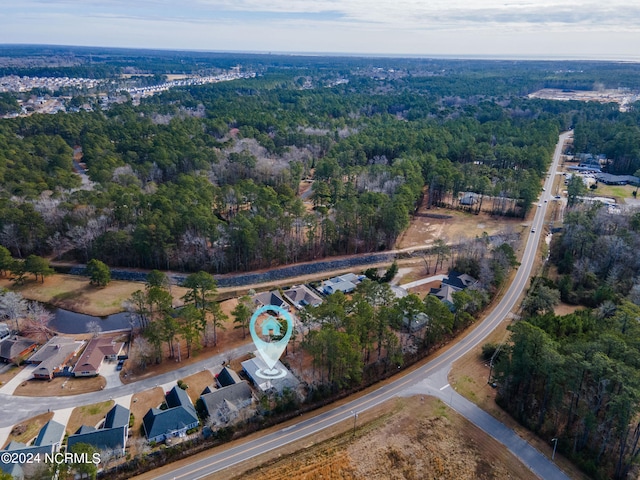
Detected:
left=249, top=305, right=294, bottom=379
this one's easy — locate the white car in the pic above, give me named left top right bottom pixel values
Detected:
left=531, top=227, right=536, bottom=233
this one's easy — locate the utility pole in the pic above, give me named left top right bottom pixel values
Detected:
left=351, top=410, right=358, bottom=436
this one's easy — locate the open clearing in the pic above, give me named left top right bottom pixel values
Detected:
left=181, top=370, right=215, bottom=404
left=397, top=202, right=524, bottom=251
left=66, top=400, right=114, bottom=435
left=12, top=374, right=106, bottom=396
left=2, top=412, right=54, bottom=449
left=218, top=396, right=538, bottom=480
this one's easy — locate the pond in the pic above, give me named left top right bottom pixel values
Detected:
left=48, top=308, right=136, bottom=334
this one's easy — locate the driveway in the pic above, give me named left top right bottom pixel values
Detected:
left=101, top=359, right=123, bottom=389
left=0, top=364, right=35, bottom=395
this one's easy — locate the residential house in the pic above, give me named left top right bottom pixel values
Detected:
left=429, top=271, right=478, bottom=311
left=321, top=273, right=363, bottom=295
left=252, top=290, right=289, bottom=311
left=1, top=419, right=65, bottom=477
left=27, top=336, right=84, bottom=380
left=143, top=386, right=199, bottom=443
left=442, top=271, right=478, bottom=290
left=216, top=366, right=242, bottom=388
left=200, top=381, right=253, bottom=426
left=74, top=336, right=123, bottom=377
left=0, top=336, right=37, bottom=364
left=242, top=354, right=300, bottom=395
left=67, top=404, right=130, bottom=456
left=283, top=285, right=323, bottom=309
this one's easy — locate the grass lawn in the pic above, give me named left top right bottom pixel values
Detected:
left=66, top=400, right=115, bottom=435
left=13, top=375, right=106, bottom=397
left=180, top=370, right=215, bottom=404
left=592, top=183, right=636, bottom=201
left=2, top=412, right=54, bottom=448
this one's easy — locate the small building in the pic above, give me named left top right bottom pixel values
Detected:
left=442, top=271, right=477, bottom=290
left=242, top=354, right=300, bottom=395
left=283, top=285, right=323, bottom=309
left=67, top=404, right=129, bottom=456
left=143, top=386, right=199, bottom=443
left=27, top=336, right=84, bottom=380
left=0, top=336, right=38, bottom=364
left=1, top=420, right=65, bottom=472
left=74, top=336, right=124, bottom=377
left=252, top=290, right=289, bottom=311
left=429, top=284, right=461, bottom=310
left=321, top=273, right=363, bottom=295
left=216, top=366, right=242, bottom=388
left=595, top=173, right=640, bottom=185
left=200, top=381, right=253, bottom=426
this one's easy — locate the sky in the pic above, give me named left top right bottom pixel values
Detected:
left=2, top=0, right=640, bottom=60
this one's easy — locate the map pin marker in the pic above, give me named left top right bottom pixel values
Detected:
left=249, top=305, right=293, bottom=379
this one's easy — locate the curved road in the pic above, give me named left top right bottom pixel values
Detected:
left=135, top=131, right=572, bottom=480
left=0, top=132, right=571, bottom=478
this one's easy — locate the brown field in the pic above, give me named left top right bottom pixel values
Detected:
left=181, top=370, right=215, bottom=404
left=397, top=204, right=524, bottom=251
left=130, top=387, right=166, bottom=440
left=2, top=412, right=54, bottom=449
left=0, top=275, right=177, bottom=317
left=12, top=375, right=106, bottom=397
left=66, top=400, right=114, bottom=435
left=221, top=396, right=538, bottom=480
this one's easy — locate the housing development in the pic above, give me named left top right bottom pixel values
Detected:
left=1, top=46, right=640, bottom=480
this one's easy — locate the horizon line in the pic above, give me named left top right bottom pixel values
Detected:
left=1, top=42, right=640, bottom=64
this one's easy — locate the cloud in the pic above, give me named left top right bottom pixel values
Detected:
left=2, top=0, right=640, bottom=59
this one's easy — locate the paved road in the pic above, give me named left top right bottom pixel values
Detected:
left=0, top=343, right=255, bottom=428
left=137, top=131, right=573, bottom=480
left=0, top=132, right=572, bottom=478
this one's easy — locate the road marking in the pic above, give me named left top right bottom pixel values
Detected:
left=440, top=384, right=450, bottom=391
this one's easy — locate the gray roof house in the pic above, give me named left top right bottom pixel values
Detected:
left=200, top=381, right=253, bottom=426
left=321, top=273, right=363, bottom=295
left=0, top=336, right=38, bottom=364
left=283, top=285, right=323, bottom=309
left=27, top=336, right=84, bottom=379
left=442, top=271, right=477, bottom=290
left=143, top=386, right=199, bottom=443
left=242, top=354, right=300, bottom=395
left=67, top=404, right=130, bottom=456
left=1, top=419, right=65, bottom=476
left=429, top=284, right=461, bottom=310
left=252, top=290, right=289, bottom=310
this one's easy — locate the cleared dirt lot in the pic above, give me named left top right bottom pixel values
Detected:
left=220, top=396, right=538, bottom=480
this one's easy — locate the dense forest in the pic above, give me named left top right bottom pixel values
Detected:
left=496, top=205, right=640, bottom=479
left=5, top=52, right=637, bottom=273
